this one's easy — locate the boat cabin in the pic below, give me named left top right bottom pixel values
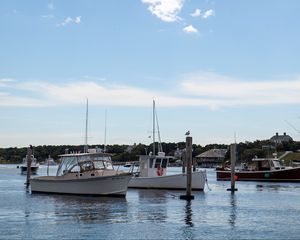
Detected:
left=249, top=158, right=285, bottom=171
left=137, top=152, right=172, bottom=177
left=56, top=152, right=114, bottom=177
left=22, top=155, right=38, bottom=165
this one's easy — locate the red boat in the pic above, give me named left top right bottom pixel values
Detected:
left=216, top=157, right=300, bottom=182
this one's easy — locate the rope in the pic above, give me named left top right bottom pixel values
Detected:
left=204, top=169, right=212, bottom=191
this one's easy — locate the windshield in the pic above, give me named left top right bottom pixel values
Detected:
left=56, top=154, right=113, bottom=176
left=57, top=156, right=78, bottom=176
left=272, top=160, right=282, bottom=168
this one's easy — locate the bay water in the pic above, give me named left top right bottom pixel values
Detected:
left=1, top=165, right=300, bottom=239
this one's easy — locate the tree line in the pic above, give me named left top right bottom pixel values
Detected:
left=0, top=140, right=299, bottom=164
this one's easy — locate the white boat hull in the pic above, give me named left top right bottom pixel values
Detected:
left=30, top=173, right=132, bottom=197
left=128, top=170, right=206, bottom=190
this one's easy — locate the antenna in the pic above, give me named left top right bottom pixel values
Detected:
left=284, top=120, right=300, bottom=134
left=104, top=109, right=107, bottom=153
left=84, top=98, right=89, bottom=153
left=153, top=100, right=155, bottom=155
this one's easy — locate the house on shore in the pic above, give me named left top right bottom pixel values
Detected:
left=195, top=148, right=227, bottom=168
left=270, top=132, right=293, bottom=145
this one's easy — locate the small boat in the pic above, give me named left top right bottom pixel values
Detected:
left=19, top=154, right=39, bottom=175
left=30, top=151, right=132, bottom=196
left=123, top=162, right=132, bottom=168
left=128, top=100, right=206, bottom=190
left=216, top=157, right=300, bottom=182
left=128, top=152, right=206, bottom=190
left=40, top=155, right=57, bottom=166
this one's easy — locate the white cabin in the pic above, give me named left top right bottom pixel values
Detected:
left=138, top=152, right=172, bottom=177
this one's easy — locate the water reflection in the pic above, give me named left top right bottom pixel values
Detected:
left=31, top=193, right=128, bottom=224
left=228, top=193, right=236, bottom=227
left=255, top=183, right=300, bottom=192
left=136, top=189, right=168, bottom=223
left=184, top=200, right=193, bottom=227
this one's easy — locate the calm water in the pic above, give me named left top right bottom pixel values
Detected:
left=1, top=165, right=300, bottom=240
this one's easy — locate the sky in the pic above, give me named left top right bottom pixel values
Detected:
left=1, top=0, right=300, bottom=148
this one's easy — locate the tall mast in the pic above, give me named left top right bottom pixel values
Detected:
left=153, top=100, right=155, bottom=155
left=155, top=106, right=163, bottom=153
left=84, top=98, right=89, bottom=153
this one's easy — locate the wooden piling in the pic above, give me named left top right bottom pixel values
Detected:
left=47, top=157, right=50, bottom=176
left=25, top=146, right=32, bottom=188
left=180, top=136, right=194, bottom=200
left=227, top=143, right=238, bottom=192
left=182, top=152, right=186, bottom=173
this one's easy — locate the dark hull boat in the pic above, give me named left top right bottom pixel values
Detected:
left=20, top=166, right=39, bottom=175
left=217, top=157, right=300, bottom=182
left=217, top=167, right=300, bottom=182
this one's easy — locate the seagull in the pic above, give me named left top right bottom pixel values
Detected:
left=185, top=131, right=190, bottom=136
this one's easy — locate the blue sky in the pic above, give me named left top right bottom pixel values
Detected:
left=1, top=0, right=300, bottom=148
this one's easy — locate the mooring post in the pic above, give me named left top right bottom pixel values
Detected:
left=182, top=151, right=186, bottom=173
left=47, top=156, right=50, bottom=176
left=227, top=143, right=238, bottom=192
left=26, top=145, right=32, bottom=188
left=180, top=136, right=194, bottom=200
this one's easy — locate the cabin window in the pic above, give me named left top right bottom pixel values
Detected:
left=93, top=160, right=105, bottom=170
left=272, top=160, right=282, bottom=168
left=161, top=158, right=168, bottom=168
left=258, top=160, right=270, bottom=170
left=68, top=164, right=80, bottom=173
left=78, top=156, right=91, bottom=162
left=155, top=158, right=161, bottom=168
left=80, top=161, right=94, bottom=172
left=103, top=161, right=114, bottom=170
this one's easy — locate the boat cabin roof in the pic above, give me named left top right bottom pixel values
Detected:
left=251, top=158, right=280, bottom=162
left=59, top=152, right=112, bottom=158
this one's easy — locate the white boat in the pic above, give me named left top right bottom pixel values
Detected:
left=40, top=155, right=57, bottom=166
left=128, top=153, right=206, bottom=190
left=128, top=100, right=206, bottom=190
left=30, top=151, right=132, bottom=196
left=30, top=99, right=132, bottom=197
left=19, top=154, right=39, bottom=175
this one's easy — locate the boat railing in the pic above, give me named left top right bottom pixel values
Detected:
left=113, top=161, right=140, bottom=174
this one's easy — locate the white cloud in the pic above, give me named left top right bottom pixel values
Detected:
left=0, top=78, right=16, bottom=87
left=190, top=8, right=201, bottom=17
left=2, top=73, right=300, bottom=109
left=57, top=16, right=81, bottom=27
left=183, top=25, right=198, bottom=33
left=75, top=16, right=81, bottom=24
left=0, top=92, right=45, bottom=107
left=141, top=0, right=184, bottom=22
left=203, top=9, right=215, bottom=19
left=180, top=72, right=300, bottom=107
left=0, top=78, right=15, bottom=83
left=65, top=17, right=73, bottom=24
